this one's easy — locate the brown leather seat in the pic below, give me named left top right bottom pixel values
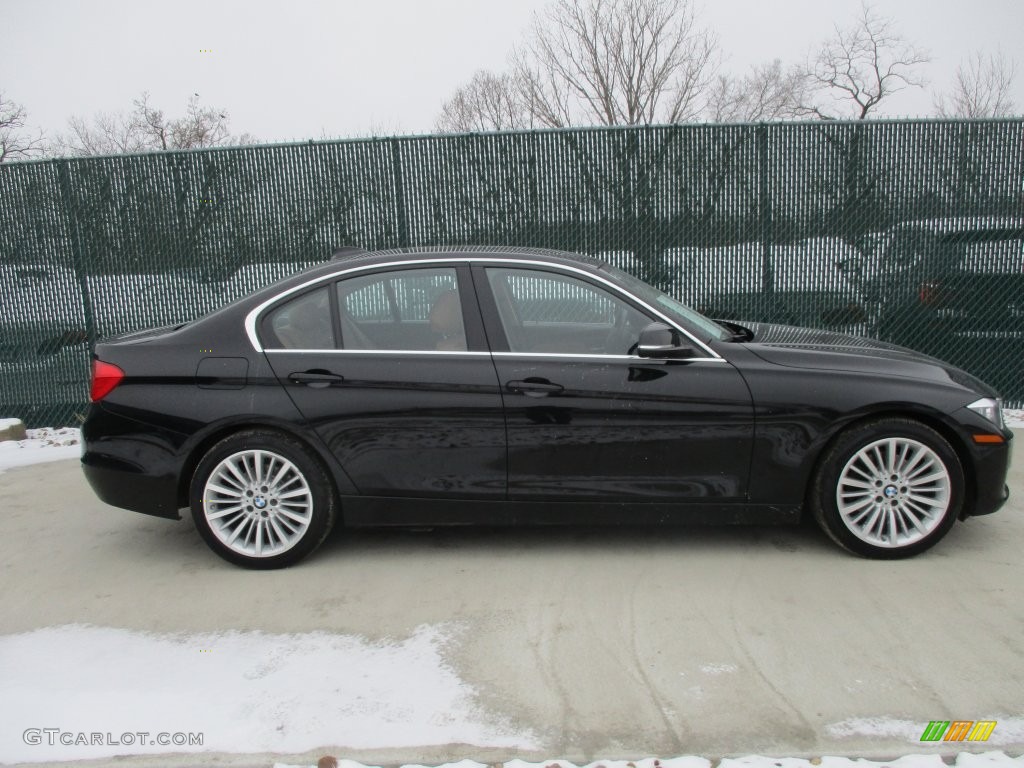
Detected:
left=428, top=290, right=466, bottom=351
left=276, top=296, right=333, bottom=349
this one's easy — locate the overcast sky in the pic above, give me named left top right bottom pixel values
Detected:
left=3, top=0, right=1023, bottom=145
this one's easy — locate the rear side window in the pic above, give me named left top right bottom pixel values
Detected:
left=337, top=267, right=466, bottom=351
left=264, top=287, right=334, bottom=350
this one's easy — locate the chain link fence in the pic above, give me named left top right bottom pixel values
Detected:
left=1, top=119, right=1022, bottom=426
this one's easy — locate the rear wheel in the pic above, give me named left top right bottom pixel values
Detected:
left=811, top=418, right=964, bottom=558
left=190, top=430, right=337, bottom=569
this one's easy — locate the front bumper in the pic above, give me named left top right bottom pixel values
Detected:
left=963, top=429, right=1013, bottom=518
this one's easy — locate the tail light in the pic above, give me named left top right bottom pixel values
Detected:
left=918, top=279, right=945, bottom=306
left=90, top=360, right=125, bottom=402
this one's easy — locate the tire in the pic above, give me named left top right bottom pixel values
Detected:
left=810, top=418, right=964, bottom=559
left=189, top=429, right=338, bottom=569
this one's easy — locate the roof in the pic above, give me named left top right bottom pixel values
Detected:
left=316, top=244, right=606, bottom=272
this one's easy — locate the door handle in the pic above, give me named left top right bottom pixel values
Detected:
left=506, top=378, right=564, bottom=397
left=289, top=370, right=344, bottom=389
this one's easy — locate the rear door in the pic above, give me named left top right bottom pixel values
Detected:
left=260, top=263, right=507, bottom=500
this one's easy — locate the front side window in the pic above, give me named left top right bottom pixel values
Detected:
left=337, top=267, right=466, bottom=351
left=601, top=265, right=729, bottom=342
left=486, top=267, right=651, bottom=355
left=265, top=287, right=334, bottom=350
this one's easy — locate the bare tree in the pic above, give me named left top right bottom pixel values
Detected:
left=935, top=51, right=1018, bottom=118
left=54, top=92, right=249, bottom=156
left=519, top=0, right=717, bottom=127
left=707, top=60, right=804, bottom=122
left=451, top=0, right=716, bottom=129
left=436, top=70, right=534, bottom=132
left=0, top=92, right=45, bottom=162
left=432, top=0, right=719, bottom=285
left=59, top=110, right=147, bottom=156
left=797, top=2, right=929, bottom=120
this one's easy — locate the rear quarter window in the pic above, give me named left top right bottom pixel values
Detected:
left=264, top=287, right=335, bottom=350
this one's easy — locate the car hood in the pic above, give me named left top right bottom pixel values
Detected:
left=738, top=322, right=998, bottom=396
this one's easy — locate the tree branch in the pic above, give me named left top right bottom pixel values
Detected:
left=0, top=93, right=45, bottom=162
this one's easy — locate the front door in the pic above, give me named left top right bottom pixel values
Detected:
left=476, top=264, right=753, bottom=502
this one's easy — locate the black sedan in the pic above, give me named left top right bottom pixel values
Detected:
left=81, top=247, right=1012, bottom=568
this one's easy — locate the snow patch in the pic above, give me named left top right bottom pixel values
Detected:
left=0, top=624, right=535, bottom=764
left=828, top=717, right=1024, bottom=746
left=0, top=427, right=81, bottom=473
left=699, top=663, right=739, bottom=675
left=723, top=758, right=950, bottom=768
left=274, top=754, right=1024, bottom=768
left=1004, top=409, right=1024, bottom=428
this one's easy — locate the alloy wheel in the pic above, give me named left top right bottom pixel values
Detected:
left=202, top=449, right=314, bottom=557
left=835, top=437, right=952, bottom=548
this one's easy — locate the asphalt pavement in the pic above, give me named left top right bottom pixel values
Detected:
left=1, top=435, right=1021, bottom=767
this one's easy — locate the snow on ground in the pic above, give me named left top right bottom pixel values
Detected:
left=828, top=718, right=1024, bottom=746
left=0, top=624, right=534, bottom=764
left=1, top=422, right=1023, bottom=764
left=3, top=626, right=1021, bottom=766
left=273, top=755, right=1024, bottom=768
left=0, top=426, right=81, bottom=473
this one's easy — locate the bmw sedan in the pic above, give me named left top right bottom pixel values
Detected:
left=81, top=247, right=1013, bottom=568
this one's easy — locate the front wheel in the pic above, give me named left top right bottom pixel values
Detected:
left=811, top=418, right=964, bottom=558
left=190, top=430, right=337, bottom=569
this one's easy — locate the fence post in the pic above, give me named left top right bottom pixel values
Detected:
left=389, top=138, right=410, bottom=248
left=758, top=123, right=775, bottom=295
left=57, top=160, right=97, bottom=349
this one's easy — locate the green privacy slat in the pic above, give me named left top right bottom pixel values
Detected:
left=1, top=119, right=1023, bottom=425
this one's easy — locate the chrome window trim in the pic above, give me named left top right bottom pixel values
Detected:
left=264, top=348, right=490, bottom=357
left=491, top=352, right=726, bottom=363
left=245, top=257, right=722, bottom=360
left=262, top=348, right=725, bottom=363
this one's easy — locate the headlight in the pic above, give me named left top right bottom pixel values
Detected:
left=967, top=397, right=1004, bottom=429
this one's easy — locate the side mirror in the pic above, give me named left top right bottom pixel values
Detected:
left=637, top=322, right=698, bottom=359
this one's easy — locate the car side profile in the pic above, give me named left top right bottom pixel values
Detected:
left=81, top=247, right=1012, bottom=568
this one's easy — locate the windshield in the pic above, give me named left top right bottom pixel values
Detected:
left=602, top=265, right=731, bottom=342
